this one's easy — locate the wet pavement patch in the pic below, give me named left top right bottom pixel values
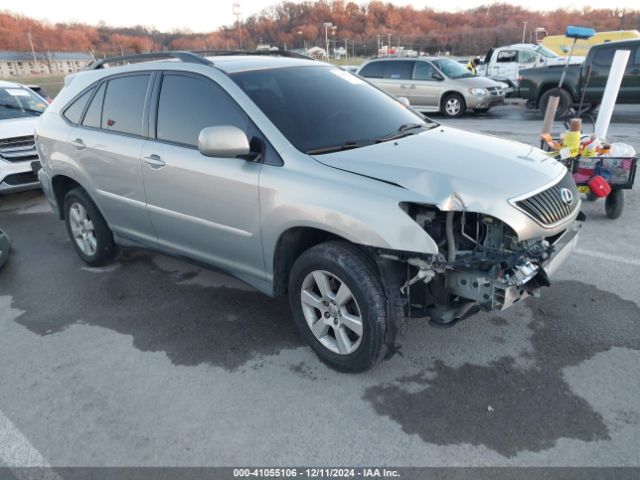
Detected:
left=0, top=211, right=303, bottom=370
left=364, top=281, right=640, bottom=457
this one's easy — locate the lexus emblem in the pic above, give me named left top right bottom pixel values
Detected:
left=560, top=188, right=574, bottom=205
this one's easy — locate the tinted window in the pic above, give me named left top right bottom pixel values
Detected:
left=593, top=47, right=615, bottom=67
left=156, top=74, right=247, bottom=147
left=82, top=83, right=106, bottom=129
left=383, top=61, right=414, bottom=80
left=359, top=61, right=384, bottom=78
left=231, top=66, right=433, bottom=154
left=413, top=61, right=436, bottom=80
left=63, top=88, right=94, bottom=124
left=101, top=75, right=150, bottom=136
left=634, top=46, right=640, bottom=65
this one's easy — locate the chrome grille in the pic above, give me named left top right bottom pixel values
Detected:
left=487, top=86, right=504, bottom=96
left=515, top=172, right=579, bottom=226
left=0, top=135, right=39, bottom=163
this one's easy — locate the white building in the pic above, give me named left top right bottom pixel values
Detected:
left=0, top=52, right=94, bottom=78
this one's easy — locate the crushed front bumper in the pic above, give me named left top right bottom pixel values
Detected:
left=447, top=226, right=579, bottom=311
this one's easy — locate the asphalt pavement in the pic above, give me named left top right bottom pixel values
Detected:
left=0, top=103, right=639, bottom=470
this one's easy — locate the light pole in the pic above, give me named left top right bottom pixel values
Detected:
left=323, top=22, right=333, bottom=59
left=233, top=2, right=242, bottom=49
left=297, top=30, right=303, bottom=49
left=331, top=26, right=337, bottom=58
left=522, top=21, right=527, bottom=44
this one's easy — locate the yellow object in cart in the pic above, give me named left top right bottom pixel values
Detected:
left=562, top=119, right=582, bottom=157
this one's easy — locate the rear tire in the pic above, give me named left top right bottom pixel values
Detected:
left=288, top=241, right=388, bottom=372
left=63, top=188, right=116, bottom=267
left=539, top=88, right=572, bottom=119
left=441, top=93, right=466, bottom=118
left=605, top=190, right=625, bottom=219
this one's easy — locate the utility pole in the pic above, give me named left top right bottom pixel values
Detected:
left=344, top=39, right=348, bottom=61
left=387, top=33, right=392, bottom=50
left=377, top=34, right=381, bottom=55
left=298, top=30, right=303, bottom=49
left=323, top=22, right=333, bottom=59
left=233, top=2, right=242, bottom=49
left=522, top=21, right=527, bottom=44
left=27, top=31, right=40, bottom=73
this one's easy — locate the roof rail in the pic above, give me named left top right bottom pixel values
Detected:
left=86, top=51, right=213, bottom=70
left=192, top=50, right=314, bottom=60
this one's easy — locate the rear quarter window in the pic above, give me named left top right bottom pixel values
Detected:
left=63, top=87, right=95, bottom=124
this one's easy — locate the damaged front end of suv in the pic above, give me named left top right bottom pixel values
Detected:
left=376, top=172, right=581, bottom=327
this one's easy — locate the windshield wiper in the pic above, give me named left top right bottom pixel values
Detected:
left=375, top=122, right=432, bottom=143
left=305, top=141, right=369, bottom=155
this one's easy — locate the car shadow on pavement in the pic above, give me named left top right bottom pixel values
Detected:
left=0, top=211, right=303, bottom=371
left=364, top=280, right=640, bottom=457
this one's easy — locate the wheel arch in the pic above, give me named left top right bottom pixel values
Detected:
left=440, top=90, right=466, bottom=111
left=51, top=175, right=85, bottom=220
left=271, top=226, right=356, bottom=297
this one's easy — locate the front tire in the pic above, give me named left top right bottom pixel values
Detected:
left=64, top=188, right=116, bottom=267
left=288, top=241, right=388, bottom=372
left=441, top=93, right=466, bottom=118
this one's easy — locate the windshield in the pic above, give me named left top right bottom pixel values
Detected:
left=431, top=58, right=473, bottom=79
left=535, top=45, right=558, bottom=58
left=0, top=86, right=47, bottom=120
left=231, top=66, right=434, bottom=154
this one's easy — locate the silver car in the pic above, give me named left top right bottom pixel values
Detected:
left=36, top=52, right=580, bottom=372
left=357, top=56, right=506, bottom=117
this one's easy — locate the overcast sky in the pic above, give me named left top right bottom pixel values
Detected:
left=3, top=0, right=638, bottom=33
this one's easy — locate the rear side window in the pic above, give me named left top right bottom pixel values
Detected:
left=383, top=61, right=414, bottom=80
left=413, top=61, right=436, bottom=81
left=63, top=87, right=94, bottom=124
left=593, top=47, right=614, bottom=67
left=497, top=50, right=516, bottom=63
left=101, top=74, right=151, bottom=136
left=359, top=61, right=384, bottom=79
left=156, top=74, right=247, bottom=147
left=82, top=83, right=106, bottom=129
left=635, top=47, right=640, bottom=65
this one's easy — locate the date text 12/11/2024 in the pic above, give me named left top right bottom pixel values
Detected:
left=233, top=468, right=400, bottom=478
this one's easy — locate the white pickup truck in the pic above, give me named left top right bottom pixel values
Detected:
left=476, top=43, right=584, bottom=89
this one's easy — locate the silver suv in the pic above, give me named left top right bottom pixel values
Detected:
left=357, top=57, right=506, bottom=117
left=36, top=51, right=580, bottom=372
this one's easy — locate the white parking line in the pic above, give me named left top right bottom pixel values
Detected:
left=0, top=410, right=61, bottom=480
left=575, top=248, right=640, bottom=267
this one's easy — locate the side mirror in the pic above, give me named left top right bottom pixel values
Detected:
left=432, top=73, right=444, bottom=81
left=398, top=97, right=411, bottom=107
left=198, top=126, right=250, bottom=158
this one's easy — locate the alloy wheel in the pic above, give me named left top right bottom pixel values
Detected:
left=300, top=270, right=363, bottom=355
left=68, top=202, right=97, bottom=256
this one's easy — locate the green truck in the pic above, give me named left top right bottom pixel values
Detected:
left=518, top=39, right=640, bottom=117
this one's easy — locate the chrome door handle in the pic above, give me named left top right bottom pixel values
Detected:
left=143, top=154, right=165, bottom=169
left=71, top=138, right=85, bottom=149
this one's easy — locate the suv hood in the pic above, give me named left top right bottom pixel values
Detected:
left=312, top=125, right=565, bottom=211
left=0, top=116, right=39, bottom=139
left=457, top=76, right=503, bottom=88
